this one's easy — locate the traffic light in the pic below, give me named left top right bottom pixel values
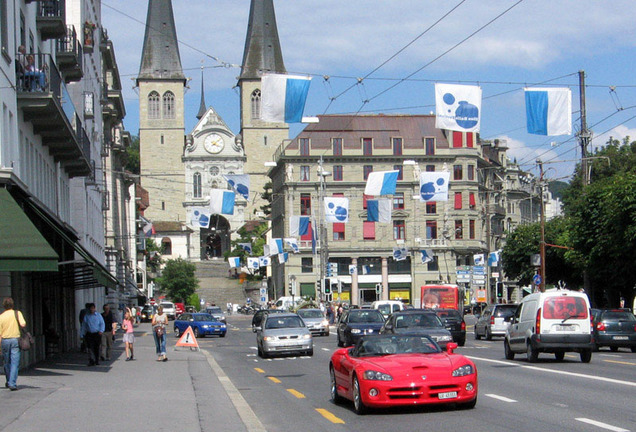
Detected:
left=326, top=262, right=338, bottom=277
left=375, top=283, right=382, bottom=295
left=315, top=280, right=321, bottom=294
left=496, top=282, right=503, bottom=298
left=324, top=279, right=331, bottom=295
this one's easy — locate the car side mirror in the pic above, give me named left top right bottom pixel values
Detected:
left=446, top=342, right=458, bottom=353
left=504, top=316, right=513, bottom=323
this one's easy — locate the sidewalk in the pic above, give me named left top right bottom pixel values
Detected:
left=0, top=322, right=249, bottom=432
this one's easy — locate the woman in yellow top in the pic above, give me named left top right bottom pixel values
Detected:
left=0, top=298, right=27, bottom=391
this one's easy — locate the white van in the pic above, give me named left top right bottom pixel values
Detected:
left=275, top=296, right=302, bottom=311
left=371, top=300, right=404, bottom=319
left=504, top=288, right=593, bottom=363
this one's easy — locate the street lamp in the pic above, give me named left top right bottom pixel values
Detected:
left=317, top=156, right=331, bottom=302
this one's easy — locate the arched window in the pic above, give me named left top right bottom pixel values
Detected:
left=148, top=91, right=160, bottom=119
left=162, top=91, right=175, bottom=119
left=161, top=237, right=172, bottom=255
left=193, top=172, right=202, bottom=198
left=251, top=89, right=261, bottom=119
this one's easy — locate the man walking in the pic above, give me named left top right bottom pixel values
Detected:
left=100, top=304, right=115, bottom=361
left=0, top=298, right=27, bottom=390
left=80, top=303, right=104, bottom=366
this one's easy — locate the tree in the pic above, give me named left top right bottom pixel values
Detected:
left=145, top=238, right=162, bottom=275
left=125, top=135, right=139, bottom=174
left=259, top=181, right=273, bottom=217
left=224, top=221, right=268, bottom=280
left=156, top=258, right=199, bottom=303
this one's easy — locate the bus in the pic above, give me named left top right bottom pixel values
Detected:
left=420, top=284, right=465, bottom=315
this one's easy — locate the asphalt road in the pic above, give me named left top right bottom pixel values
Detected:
left=193, top=314, right=635, bottom=432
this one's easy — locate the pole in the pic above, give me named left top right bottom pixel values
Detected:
left=318, top=156, right=328, bottom=302
left=579, top=70, right=590, bottom=186
left=537, top=159, right=546, bottom=292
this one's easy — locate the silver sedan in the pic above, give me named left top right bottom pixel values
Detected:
left=256, top=313, right=313, bottom=358
left=297, top=308, right=330, bottom=336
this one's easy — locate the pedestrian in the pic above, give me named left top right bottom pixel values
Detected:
left=80, top=303, right=105, bottom=366
left=79, top=302, right=90, bottom=352
left=100, top=304, right=115, bottom=361
left=0, top=298, right=27, bottom=391
left=152, top=305, right=168, bottom=362
left=121, top=308, right=135, bottom=361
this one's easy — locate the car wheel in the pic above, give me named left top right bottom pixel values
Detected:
left=324, top=331, right=330, bottom=337
left=220, top=332, right=226, bottom=338
left=504, top=339, right=515, bottom=360
left=174, top=327, right=180, bottom=338
left=592, top=343, right=599, bottom=352
left=609, top=346, right=619, bottom=352
left=337, top=333, right=344, bottom=347
left=193, top=327, right=200, bottom=338
left=631, top=346, right=636, bottom=353
left=474, top=329, right=481, bottom=340
left=554, top=351, right=565, bottom=361
left=306, top=349, right=314, bottom=356
left=352, top=375, right=367, bottom=415
left=330, top=366, right=344, bottom=404
left=485, top=328, right=492, bottom=341
left=527, top=343, right=538, bottom=363
left=580, top=349, right=592, bottom=363
left=458, top=338, right=465, bottom=347
left=459, top=396, right=477, bottom=409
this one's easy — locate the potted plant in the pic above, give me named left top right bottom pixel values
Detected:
left=83, top=21, right=96, bottom=51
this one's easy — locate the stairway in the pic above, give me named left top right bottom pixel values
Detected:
left=194, top=259, right=259, bottom=308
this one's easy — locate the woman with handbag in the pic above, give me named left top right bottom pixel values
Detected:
left=0, top=297, right=27, bottom=391
left=151, top=305, right=168, bottom=362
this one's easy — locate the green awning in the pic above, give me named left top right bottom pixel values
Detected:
left=0, top=188, right=59, bottom=271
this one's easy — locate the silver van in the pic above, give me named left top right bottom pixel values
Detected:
left=504, top=289, right=593, bottom=363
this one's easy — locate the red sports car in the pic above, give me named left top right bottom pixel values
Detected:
left=329, top=334, right=477, bottom=414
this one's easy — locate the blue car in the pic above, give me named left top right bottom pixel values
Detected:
left=174, top=313, right=227, bottom=338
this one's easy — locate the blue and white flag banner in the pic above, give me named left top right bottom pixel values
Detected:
left=488, top=251, right=500, bottom=267
left=223, top=174, right=250, bottom=200
left=190, top=207, right=211, bottom=228
left=367, top=198, right=392, bottom=223
left=264, top=238, right=284, bottom=256
left=525, top=87, right=572, bottom=136
left=278, top=252, right=289, bottom=264
left=324, top=197, right=349, bottom=223
left=228, top=257, right=241, bottom=268
left=259, top=256, right=271, bottom=267
left=209, top=189, right=235, bottom=215
left=435, top=83, right=482, bottom=133
left=284, top=238, right=300, bottom=253
left=421, top=249, right=434, bottom=264
left=364, top=170, right=400, bottom=196
left=362, top=265, right=371, bottom=275
left=261, top=73, right=312, bottom=123
left=289, top=216, right=310, bottom=237
left=348, top=265, right=357, bottom=275
left=392, top=247, right=409, bottom=262
left=238, top=243, right=252, bottom=255
left=473, top=254, right=485, bottom=266
left=419, top=171, right=450, bottom=202
left=247, top=257, right=260, bottom=270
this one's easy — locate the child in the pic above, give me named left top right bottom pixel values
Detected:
left=122, top=309, right=135, bottom=361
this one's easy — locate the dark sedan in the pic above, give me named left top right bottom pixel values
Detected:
left=591, top=309, right=636, bottom=352
left=380, top=309, right=453, bottom=349
left=336, top=309, right=386, bottom=347
left=434, top=309, right=466, bottom=346
left=174, top=313, right=227, bottom=338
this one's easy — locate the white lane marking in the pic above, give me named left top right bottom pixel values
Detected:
left=485, top=394, right=517, bottom=403
left=249, top=346, right=257, bottom=350
left=575, top=418, right=629, bottom=432
left=322, top=348, right=331, bottom=351
left=467, top=355, right=636, bottom=388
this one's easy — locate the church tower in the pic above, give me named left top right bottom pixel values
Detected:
left=238, top=0, right=288, bottom=219
left=137, top=0, right=187, bottom=223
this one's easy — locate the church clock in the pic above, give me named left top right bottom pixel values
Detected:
left=204, top=133, right=224, bottom=154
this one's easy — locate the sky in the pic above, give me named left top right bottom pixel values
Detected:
left=101, top=0, right=636, bottom=181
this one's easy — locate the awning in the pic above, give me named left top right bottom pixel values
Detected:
left=0, top=188, right=59, bottom=271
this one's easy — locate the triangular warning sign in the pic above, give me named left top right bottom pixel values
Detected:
left=176, top=326, right=200, bottom=350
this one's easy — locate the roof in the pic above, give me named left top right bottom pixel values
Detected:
left=152, top=221, right=192, bottom=233
left=239, top=0, right=286, bottom=79
left=138, top=0, right=185, bottom=82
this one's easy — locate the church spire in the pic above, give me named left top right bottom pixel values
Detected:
left=239, top=0, right=286, bottom=79
left=138, top=0, right=185, bottom=82
left=196, top=67, right=206, bottom=120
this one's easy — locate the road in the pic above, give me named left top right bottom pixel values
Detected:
left=193, top=314, right=635, bottom=432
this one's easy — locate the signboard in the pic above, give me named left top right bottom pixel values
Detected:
left=491, top=272, right=500, bottom=278
left=472, top=266, right=485, bottom=274
left=533, top=274, right=542, bottom=286
left=476, top=289, right=487, bottom=303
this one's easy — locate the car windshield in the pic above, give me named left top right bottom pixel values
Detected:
left=543, top=297, right=588, bottom=320
left=265, top=316, right=305, bottom=329
left=495, top=305, right=518, bottom=317
left=348, top=310, right=385, bottom=323
left=356, top=335, right=441, bottom=356
left=160, top=303, right=174, bottom=309
left=601, top=311, right=636, bottom=321
left=192, top=314, right=216, bottom=322
left=298, top=310, right=323, bottom=319
left=395, top=313, right=442, bottom=328
left=436, top=310, right=461, bottom=320
left=207, top=307, right=222, bottom=314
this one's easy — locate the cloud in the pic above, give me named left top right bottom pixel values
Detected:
left=592, top=125, right=636, bottom=149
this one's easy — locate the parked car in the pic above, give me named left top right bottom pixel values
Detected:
left=591, top=309, right=636, bottom=352
left=297, top=308, right=330, bottom=336
left=504, top=288, right=593, bottom=363
left=140, top=304, right=157, bottom=323
left=160, top=301, right=176, bottom=320
left=174, top=313, right=226, bottom=338
left=252, top=309, right=286, bottom=332
left=380, top=309, right=453, bottom=349
left=474, top=303, right=518, bottom=340
left=204, top=306, right=227, bottom=324
left=434, top=309, right=466, bottom=346
left=336, top=309, right=386, bottom=347
left=255, top=313, right=313, bottom=358
left=329, top=334, right=477, bottom=414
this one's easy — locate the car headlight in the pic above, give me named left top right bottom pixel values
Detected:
left=302, top=334, right=311, bottom=339
left=221, top=316, right=226, bottom=321
left=452, top=365, right=474, bottom=377
left=263, top=336, right=277, bottom=341
left=364, top=370, right=393, bottom=381
left=321, top=320, right=329, bottom=326
left=351, top=329, right=361, bottom=334
left=221, top=324, right=226, bottom=328
left=202, top=325, right=209, bottom=328
left=437, top=335, right=453, bottom=341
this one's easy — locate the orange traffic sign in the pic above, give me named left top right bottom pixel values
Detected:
left=175, top=326, right=199, bottom=350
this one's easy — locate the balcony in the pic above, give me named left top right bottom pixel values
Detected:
left=486, top=203, right=506, bottom=217
left=37, top=0, right=66, bottom=40
left=56, top=26, right=83, bottom=82
left=17, top=53, right=92, bottom=178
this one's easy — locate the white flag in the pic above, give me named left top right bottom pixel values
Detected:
left=324, top=197, right=349, bottom=223
left=419, top=172, right=450, bottom=202
left=190, top=207, right=211, bottom=228
left=435, top=83, right=482, bottom=132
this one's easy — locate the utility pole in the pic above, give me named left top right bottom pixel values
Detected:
left=317, top=156, right=330, bottom=302
left=537, top=159, right=546, bottom=292
left=579, top=70, right=590, bottom=186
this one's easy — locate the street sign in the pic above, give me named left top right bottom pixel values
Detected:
left=533, top=274, right=542, bottom=286
left=491, top=272, right=500, bottom=278
left=472, top=266, right=485, bottom=274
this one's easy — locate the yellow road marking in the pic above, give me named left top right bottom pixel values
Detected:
left=604, top=359, right=636, bottom=366
left=287, top=389, right=306, bottom=398
left=254, top=368, right=265, bottom=373
left=316, top=408, right=345, bottom=424
left=268, top=376, right=281, bottom=384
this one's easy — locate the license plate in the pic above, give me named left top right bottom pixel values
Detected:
left=438, top=391, right=458, bottom=400
left=555, top=325, right=572, bottom=331
left=613, top=336, right=628, bottom=340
